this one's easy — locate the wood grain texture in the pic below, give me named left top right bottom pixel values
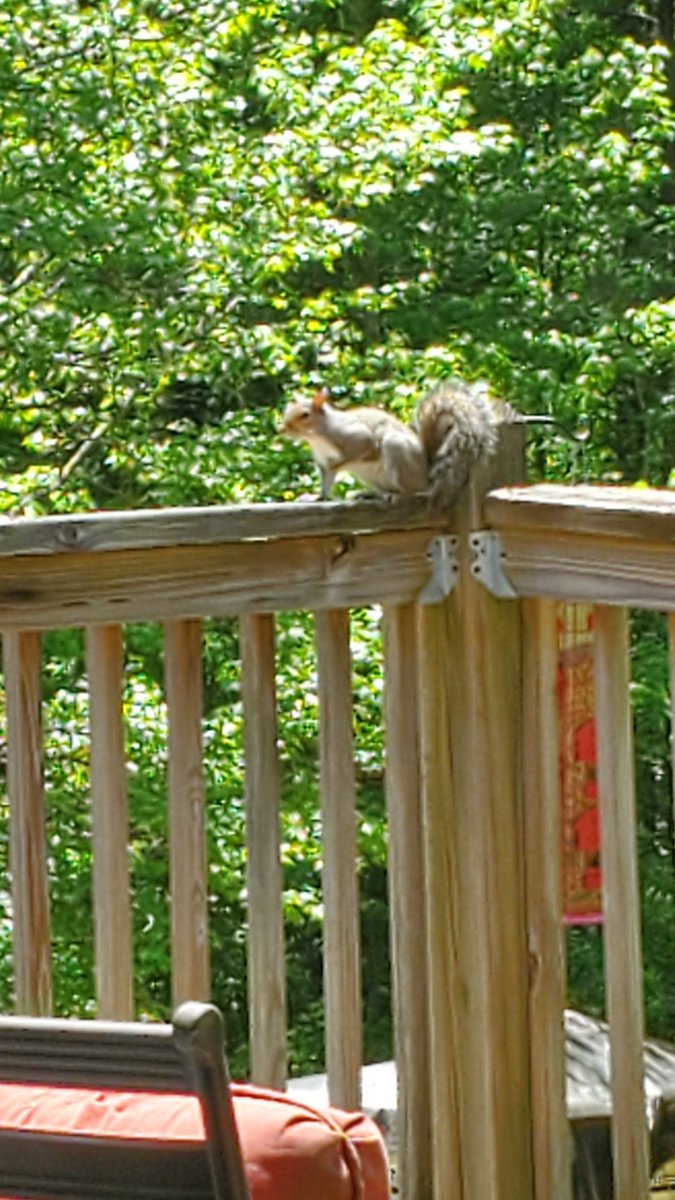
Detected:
left=3, top=632, right=52, bottom=1015
left=521, top=599, right=571, bottom=1200
left=0, top=497, right=448, bottom=558
left=419, top=423, right=533, bottom=1200
left=487, top=483, right=675, bottom=541
left=315, top=610, right=362, bottom=1112
left=86, top=625, right=134, bottom=1019
left=0, top=529, right=439, bottom=631
left=383, top=604, right=432, bottom=1200
left=165, top=620, right=211, bottom=1007
left=417, top=599, right=463, bottom=1200
left=662, top=619, right=667, bottom=854
left=485, top=485, right=675, bottom=610
left=593, top=606, right=650, bottom=1200
left=483, top=528, right=675, bottom=610
left=239, top=614, right=287, bottom=1091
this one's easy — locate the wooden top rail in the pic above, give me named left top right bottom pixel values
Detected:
left=487, top=484, right=675, bottom=539
left=486, top=484, right=675, bottom=610
left=1, top=483, right=673, bottom=627
left=0, top=497, right=447, bottom=558
left=0, top=499, right=448, bottom=631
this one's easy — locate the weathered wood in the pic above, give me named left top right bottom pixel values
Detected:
left=1, top=484, right=669, bottom=562
left=593, top=606, right=650, bottom=1200
left=0, top=497, right=448, bottom=558
left=315, top=610, right=362, bottom=1112
left=479, top=527, right=675, bottom=610
left=3, top=632, right=52, bottom=1015
left=484, top=485, right=675, bottom=609
left=239, top=614, right=287, bottom=1091
left=383, top=604, right=432, bottom=1200
left=487, top=483, right=675, bottom=541
left=521, top=598, right=571, bottom=1200
left=657, top=614, right=675, bottom=1044
left=417, top=599, right=463, bottom=1200
left=0, top=529, right=439, bottom=630
left=418, top=424, right=533, bottom=1200
left=86, top=625, right=133, bottom=1019
left=165, top=620, right=210, bottom=1007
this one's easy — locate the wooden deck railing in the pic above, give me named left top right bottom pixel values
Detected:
left=0, top=434, right=673, bottom=1200
left=0, top=489, right=457, bottom=1200
left=486, top=484, right=675, bottom=1200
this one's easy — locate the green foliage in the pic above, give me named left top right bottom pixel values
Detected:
left=1, top=0, right=674, bottom=512
left=632, top=613, right=675, bottom=1037
left=0, top=0, right=673, bottom=1066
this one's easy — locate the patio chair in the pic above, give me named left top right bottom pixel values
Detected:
left=0, top=1000, right=250, bottom=1200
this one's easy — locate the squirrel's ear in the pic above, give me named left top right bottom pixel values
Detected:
left=313, top=388, right=329, bottom=410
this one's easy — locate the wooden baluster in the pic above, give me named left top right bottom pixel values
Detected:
left=522, top=598, right=571, bottom=1200
left=594, top=605, right=650, bottom=1200
left=4, top=631, right=52, bottom=1015
left=417, top=599, right=464, bottom=1200
left=165, top=619, right=211, bottom=1006
left=383, top=603, right=432, bottom=1200
left=240, top=613, right=287, bottom=1090
left=86, top=624, right=134, bottom=1018
left=315, top=608, right=362, bottom=1112
left=662, top=619, right=667, bottom=864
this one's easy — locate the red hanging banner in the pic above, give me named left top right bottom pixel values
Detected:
left=557, top=603, right=603, bottom=925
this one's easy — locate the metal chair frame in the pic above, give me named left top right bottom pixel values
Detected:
left=0, top=1001, right=250, bottom=1200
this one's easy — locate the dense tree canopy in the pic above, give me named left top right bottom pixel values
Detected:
left=2, top=0, right=674, bottom=511
left=0, top=0, right=673, bottom=1066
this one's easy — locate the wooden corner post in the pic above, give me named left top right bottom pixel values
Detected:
left=417, top=424, right=533, bottom=1200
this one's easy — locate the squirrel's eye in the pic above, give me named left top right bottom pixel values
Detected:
left=300, top=411, right=311, bottom=420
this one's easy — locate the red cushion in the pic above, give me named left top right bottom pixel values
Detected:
left=233, top=1083, right=390, bottom=1200
left=0, top=1080, right=390, bottom=1200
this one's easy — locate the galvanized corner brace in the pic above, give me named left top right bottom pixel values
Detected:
left=469, top=530, right=517, bottom=599
left=419, top=535, right=460, bottom=603
left=420, top=531, right=516, bottom=603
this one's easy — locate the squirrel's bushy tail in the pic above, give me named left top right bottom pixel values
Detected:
left=414, top=380, right=511, bottom=506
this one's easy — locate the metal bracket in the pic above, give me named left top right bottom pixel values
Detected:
left=419, top=535, right=460, bottom=604
left=469, top=531, right=517, bottom=599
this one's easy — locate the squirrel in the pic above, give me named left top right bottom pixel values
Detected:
left=280, top=380, right=513, bottom=505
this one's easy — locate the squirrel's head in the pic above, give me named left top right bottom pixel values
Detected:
left=280, top=388, right=330, bottom=440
